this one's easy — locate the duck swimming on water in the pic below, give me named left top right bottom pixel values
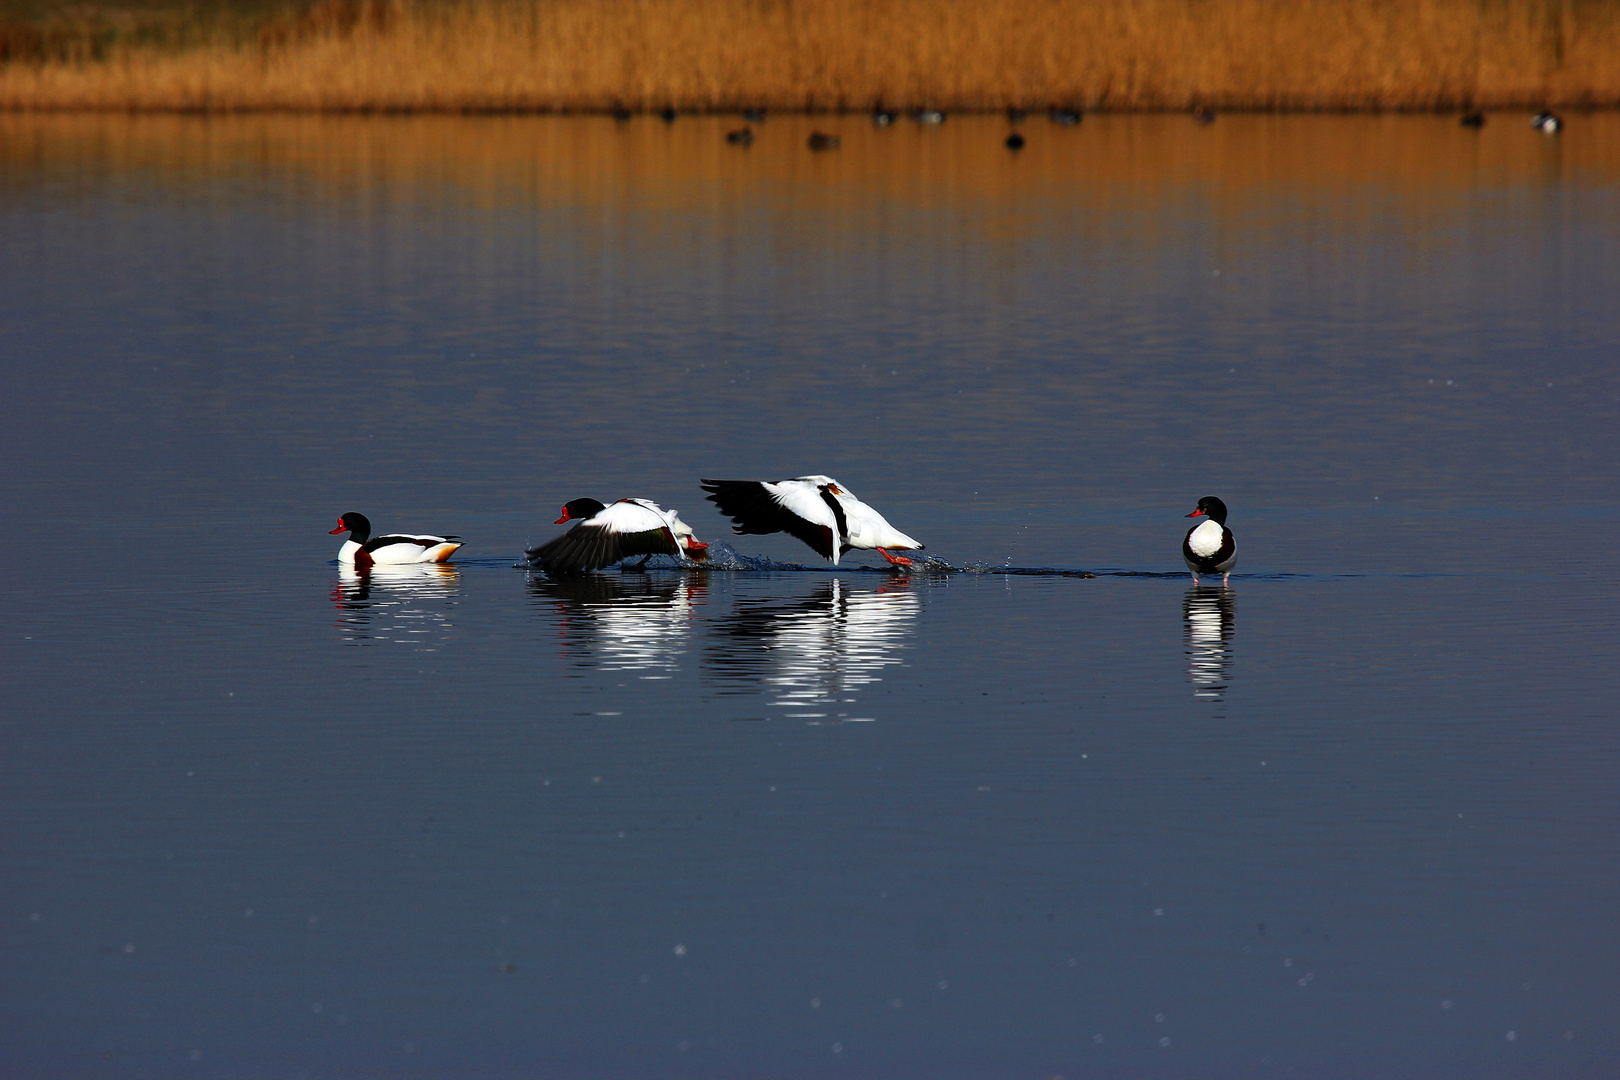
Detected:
left=329, top=513, right=462, bottom=568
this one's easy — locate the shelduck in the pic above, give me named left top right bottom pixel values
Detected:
left=329, top=512, right=462, bottom=568
left=527, top=498, right=709, bottom=574
left=1532, top=111, right=1563, bottom=133
left=700, top=475, right=925, bottom=566
left=1182, top=496, right=1236, bottom=586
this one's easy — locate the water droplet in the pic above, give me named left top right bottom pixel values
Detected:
left=243, top=908, right=253, bottom=917
left=1154, top=908, right=1164, bottom=916
left=1159, top=1036, right=1171, bottom=1047
left=312, top=1003, right=323, bottom=1013
left=189, top=1049, right=202, bottom=1061
left=810, top=997, right=820, bottom=1008
left=1441, top=1000, right=1453, bottom=1009
left=123, top=943, right=135, bottom=954
left=1505, top=1030, right=1517, bottom=1041
left=673, top=943, right=686, bottom=957
left=938, top=980, right=948, bottom=990
left=889, top=998, right=903, bottom=1008
left=831, top=1043, right=843, bottom=1054
left=1155, top=1013, right=1165, bottom=1023
left=1093, top=1033, right=1104, bottom=1043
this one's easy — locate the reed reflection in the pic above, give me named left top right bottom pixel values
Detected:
left=1183, top=585, right=1235, bottom=702
left=330, top=564, right=461, bottom=648
left=706, top=577, right=918, bottom=721
left=528, top=573, right=705, bottom=678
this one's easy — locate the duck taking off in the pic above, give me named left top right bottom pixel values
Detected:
left=700, top=475, right=924, bottom=566
left=1182, top=496, right=1236, bottom=585
left=527, top=498, right=708, bottom=574
left=330, top=512, right=462, bottom=568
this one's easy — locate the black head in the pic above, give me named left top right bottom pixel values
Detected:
left=555, top=498, right=607, bottom=525
left=330, top=512, right=370, bottom=538
left=1185, top=496, right=1228, bottom=524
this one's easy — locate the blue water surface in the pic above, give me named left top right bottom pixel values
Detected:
left=2, top=112, right=1617, bottom=1079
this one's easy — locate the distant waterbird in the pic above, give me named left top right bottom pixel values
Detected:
left=1182, top=496, right=1236, bottom=586
left=610, top=105, right=631, bottom=122
left=701, top=476, right=924, bottom=567
left=807, top=131, right=841, bottom=150
left=1532, top=111, right=1562, bottom=133
left=1006, top=105, right=1027, bottom=123
left=1005, top=132, right=1026, bottom=150
left=1193, top=106, right=1216, bottom=125
left=726, top=127, right=755, bottom=146
left=915, top=109, right=946, bottom=125
left=1049, top=108, right=1082, bottom=126
left=743, top=108, right=766, bottom=123
left=1459, top=111, right=1485, bottom=128
left=659, top=106, right=678, bottom=122
left=871, top=108, right=898, bottom=126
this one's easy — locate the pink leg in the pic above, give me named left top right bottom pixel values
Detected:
left=878, top=548, right=914, bottom=567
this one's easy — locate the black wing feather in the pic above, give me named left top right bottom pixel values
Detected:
left=700, top=478, right=836, bottom=560
left=527, top=524, right=679, bottom=574
left=365, top=533, right=459, bottom=553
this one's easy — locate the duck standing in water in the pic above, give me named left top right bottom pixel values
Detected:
left=1182, top=496, right=1236, bottom=585
left=329, top=512, right=462, bottom=568
left=528, top=498, right=708, bottom=574
left=701, top=475, right=924, bottom=566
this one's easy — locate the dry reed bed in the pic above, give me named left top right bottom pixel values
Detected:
left=1, top=0, right=1618, bottom=112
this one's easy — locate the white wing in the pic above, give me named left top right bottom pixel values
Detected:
left=771, top=479, right=841, bottom=532
left=591, top=499, right=673, bottom=535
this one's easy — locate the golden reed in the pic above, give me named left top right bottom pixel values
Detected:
left=2, top=0, right=1617, bottom=112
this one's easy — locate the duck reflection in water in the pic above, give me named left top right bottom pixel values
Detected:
left=707, top=577, right=918, bottom=722
left=1183, top=585, right=1235, bottom=702
left=528, top=573, right=705, bottom=678
left=330, top=564, right=461, bottom=648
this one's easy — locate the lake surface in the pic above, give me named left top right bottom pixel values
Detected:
left=2, top=111, right=1618, bottom=1078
